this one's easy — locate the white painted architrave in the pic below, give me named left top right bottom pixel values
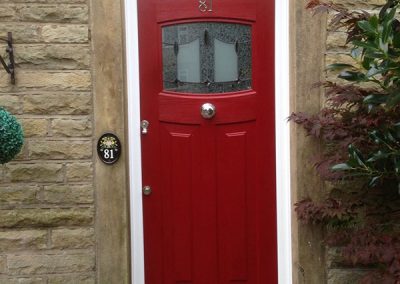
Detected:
left=123, top=0, right=145, bottom=283
left=275, top=0, right=293, bottom=283
left=123, top=0, right=292, bottom=283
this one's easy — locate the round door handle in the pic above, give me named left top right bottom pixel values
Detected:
left=201, top=103, right=216, bottom=119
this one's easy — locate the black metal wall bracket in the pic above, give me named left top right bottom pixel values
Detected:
left=0, top=32, right=15, bottom=85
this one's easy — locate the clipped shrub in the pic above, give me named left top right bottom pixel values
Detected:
left=0, top=107, right=24, bottom=164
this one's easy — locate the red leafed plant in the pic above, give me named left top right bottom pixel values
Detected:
left=291, top=0, right=400, bottom=282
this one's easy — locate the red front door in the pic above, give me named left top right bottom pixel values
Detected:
left=138, top=0, right=276, bottom=283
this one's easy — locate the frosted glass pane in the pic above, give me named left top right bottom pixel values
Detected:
left=214, top=39, right=238, bottom=82
left=177, top=39, right=201, bottom=83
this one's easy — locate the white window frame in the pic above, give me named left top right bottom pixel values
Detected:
left=123, top=0, right=292, bottom=283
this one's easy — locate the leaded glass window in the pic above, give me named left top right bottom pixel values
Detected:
left=162, top=22, right=252, bottom=94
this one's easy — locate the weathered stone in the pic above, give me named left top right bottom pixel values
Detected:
left=326, top=32, right=348, bottom=51
left=0, top=23, right=88, bottom=44
left=0, top=256, right=6, bottom=274
left=42, top=25, right=88, bottom=43
left=19, top=118, right=48, bottom=137
left=14, top=44, right=91, bottom=70
left=332, top=0, right=386, bottom=9
left=0, top=95, right=20, bottom=114
left=326, top=247, right=347, bottom=269
left=47, top=274, right=95, bottom=284
left=0, top=208, right=93, bottom=228
left=43, top=184, right=93, bottom=204
left=0, top=230, right=47, bottom=251
left=23, top=93, right=91, bottom=115
left=29, top=140, right=92, bottom=160
left=8, top=253, right=95, bottom=275
left=0, top=278, right=46, bottom=284
left=51, top=228, right=94, bottom=249
left=15, top=4, right=88, bottom=23
left=5, top=163, right=63, bottom=183
left=0, top=24, right=40, bottom=44
left=66, top=162, right=93, bottom=182
left=13, top=142, right=28, bottom=161
left=0, top=71, right=92, bottom=92
left=325, top=53, right=354, bottom=67
left=51, top=118, right=92, bottom=137
left=327, top=269, right=369, bottom=284
left=0, top=5, right=16, bottom=21
left=2, top=0, right=85, bottom=3
left=0, top=185, right=40, bottom=205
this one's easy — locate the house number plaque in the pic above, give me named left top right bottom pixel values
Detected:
left=199, top=0, right=212, bottom=12
left=97, top=133, right=121, bottom=165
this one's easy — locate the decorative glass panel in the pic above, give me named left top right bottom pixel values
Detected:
left=177, top=39, right=201, bottom=83
left=162, top=22, right=252, bottom=94
left=214, top=39, right=238, bottom=83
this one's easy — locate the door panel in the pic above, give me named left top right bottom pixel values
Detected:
left=138, top=0, right=276, bottom=283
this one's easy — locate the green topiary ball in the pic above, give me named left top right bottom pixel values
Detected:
left=0, top=108, right=24, bottom=164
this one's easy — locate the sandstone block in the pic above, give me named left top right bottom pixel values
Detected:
left=16, top=4, right=88, bottom=23
left=0, top=185, right=40, bottom=205
left=5, top=163, right=64, bottom=183
left=0, top=95, right=20, bottom=114
left=51, top=118, right=92, bottom=137
left=42, top=25, right=88, bottom=43
left=19, top=118, right=48, bottom=138
left=23, top=93, right=91, bottom=115
left=47, top=274, right=95, bottom=284
left=0, top=208, right=94, bottom=228
left=51, top=228, right=94, bottom=249
left=0, top=5, right=16, bottom=21
left=0, top=23, right=40, bottom=44
left=326, top=32, right=348, bottom=51
left=325, top=53, right=354, bottom=67
left=327, top=269, right=368, bottom=284
left=0, top=278, right=46, bottom=284
left=0, top=230, right=47, bottom=251
left=8, top=253, right=95, bottom=275
left=3, top=0, right=85, bottom=3
left=66, top=163, right=93, bottom=182
left=0, top=71, right=92, bottom=92
left=29, top=140, right=92, bottom=160
left=0, top=23, right=88, bottom=44
left=14, top=44, right=91, bottom=70
left=332, top=0, right=386, bottom=9
left=0, top=256, right=5, bottom=274
left=43, top=184, right=93, bottom=204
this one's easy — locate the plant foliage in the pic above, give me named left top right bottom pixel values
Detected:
left=0, top=107, right=24, bottom=164
left=291, top=0, right=400, bottom=282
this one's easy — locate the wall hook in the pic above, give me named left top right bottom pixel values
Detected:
left=0, top=32, right=15, bottom=85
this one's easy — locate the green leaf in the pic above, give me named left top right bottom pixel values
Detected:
left=358, top=20, right=377, bottom=34
left=367, top=150, right=390, bottom=162
left=386, top=92, right=400, bottom=108
left=348, top=144, right=366, bottom=167
left=352, top=40, right=379, bottom=51
left=331, top=163, right=353, bottom=171
left=368, top=176, right=381, bottom=187
left=363, top=94, right=388, bottom=105
left=369, top=15, right=379, bottom=29
left=326, top=63, right=355, bottom=71
left=338, top=71, right=367, bottom=82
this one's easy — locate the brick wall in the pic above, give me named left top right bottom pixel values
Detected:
left=0, top=1, right=95, bottom=283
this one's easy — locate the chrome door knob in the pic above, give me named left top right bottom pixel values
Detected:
left=200, top=103, right=216, bottom=119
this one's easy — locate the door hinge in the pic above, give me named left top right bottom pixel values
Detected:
left=141, top=120, right=149, bottom=134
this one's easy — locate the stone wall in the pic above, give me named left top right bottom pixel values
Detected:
left=0, top=0, right=95, bottom=283
left=325, top=0, right=385, bottom=283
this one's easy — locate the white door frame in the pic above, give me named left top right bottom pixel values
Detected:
left=123, top=1, right=292, bottom=283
